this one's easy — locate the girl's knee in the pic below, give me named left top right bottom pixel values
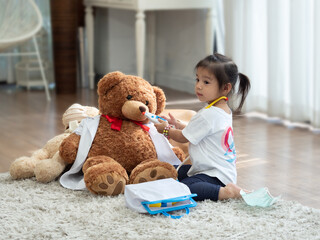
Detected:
left=177, top=165, right=191, bottom=181
left=188, top=182, right=221, bottom=202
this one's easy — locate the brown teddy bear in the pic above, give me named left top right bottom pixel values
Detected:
left=9, top=104, right=99, bottom=183
left=59, top=71, right=185, bottom=196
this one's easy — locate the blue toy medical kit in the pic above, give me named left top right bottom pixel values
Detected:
left=124, top=178, right=197, bottom=219
left=141, top=194, right=197, bottom=219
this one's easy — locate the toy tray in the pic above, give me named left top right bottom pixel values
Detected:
left=141, top=194, right=197, bottom=219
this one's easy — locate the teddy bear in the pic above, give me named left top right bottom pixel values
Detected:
left=9, top=103, right=99, bottom=183
left=59, top=71, right=185, bottom=196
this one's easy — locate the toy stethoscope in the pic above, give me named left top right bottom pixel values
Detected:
left=205, top=96, right=228, bottom=109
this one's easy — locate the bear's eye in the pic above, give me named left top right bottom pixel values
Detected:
left=126, top=95, right=133, bottom=100
left=145, top=101, right=149, bottom=106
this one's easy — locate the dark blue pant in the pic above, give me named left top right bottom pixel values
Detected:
left=177, top=165, right=225, bottom=201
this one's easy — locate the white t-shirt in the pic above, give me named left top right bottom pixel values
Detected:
left=182, top=106, right=237, bottom=185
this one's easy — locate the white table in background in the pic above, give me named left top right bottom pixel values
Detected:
left=84, top=0, right=217, bottom=89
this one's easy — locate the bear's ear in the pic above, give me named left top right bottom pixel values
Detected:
left=153, top=86, right=166, bottom=115
left=97, top=71, right=125, bottom=96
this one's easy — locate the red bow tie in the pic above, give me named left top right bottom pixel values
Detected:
left=101, top=115, right=150, bottom=132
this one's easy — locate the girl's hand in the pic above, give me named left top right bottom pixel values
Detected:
left=154, top=119, right=169, bottom=134
left=160, top=112, right=178, bottom=128
left=160, top=112, right=185, bottom=130
left=155, top=118, right=189, bottom=143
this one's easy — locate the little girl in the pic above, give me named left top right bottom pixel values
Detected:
left=155, top=53, right=251, bottom=201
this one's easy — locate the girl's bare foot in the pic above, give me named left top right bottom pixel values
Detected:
left=218, top=183, right=244, bottom=200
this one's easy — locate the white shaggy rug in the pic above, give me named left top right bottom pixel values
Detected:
left=1, top=172, right=320, bottom=240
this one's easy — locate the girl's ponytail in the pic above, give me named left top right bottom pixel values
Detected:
left=235, top=73, right=251, bottom=113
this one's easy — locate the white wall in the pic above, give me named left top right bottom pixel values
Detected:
left=94, top=8, right=210, bottom=94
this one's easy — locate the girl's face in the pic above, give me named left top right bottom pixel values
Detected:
left=195, top=67, right=223, bottom=104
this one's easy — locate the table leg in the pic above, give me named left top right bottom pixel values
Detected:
left=6, top=56, right=14, bottom=84
left=85, top=6, right=95, bottom=89
left=206, top=8, right=214, bottom=55
left=147, top=12, right=156, bottom=84
left=135, top=10, right=146, bottom=78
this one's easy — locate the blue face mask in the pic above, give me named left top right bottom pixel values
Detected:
left=240, top=187, right=280, bottom=207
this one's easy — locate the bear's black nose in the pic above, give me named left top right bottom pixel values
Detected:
left=139, top=106, right=146, bottom=113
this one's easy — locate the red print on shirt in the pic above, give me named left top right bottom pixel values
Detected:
left=221, top=127, right=236, bottom=163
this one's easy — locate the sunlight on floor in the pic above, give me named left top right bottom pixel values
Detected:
left=236, top=158, right=267, bottom=169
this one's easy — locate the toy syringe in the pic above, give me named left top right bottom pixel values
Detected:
left=143, top=112, right=167, bottom=124
left=149, top=202, right=177, bottom=208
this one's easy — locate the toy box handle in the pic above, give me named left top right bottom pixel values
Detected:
left=162, top=207, right=190, bottom=219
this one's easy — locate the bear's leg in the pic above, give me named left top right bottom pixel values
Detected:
left=34, top=152, right=67, bottom=183
left=172, top=147, right=185, bottom=162
left=129, top=160, right=177, bottom=184
left=10, top=156, right=38, bottom=179
left=83, top=155, right=129, bottom=196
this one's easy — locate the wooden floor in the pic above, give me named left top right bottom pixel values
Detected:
left=1, top=84, right=319, bottom=209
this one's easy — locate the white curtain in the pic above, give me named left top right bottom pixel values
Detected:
left=223, top=0, right=320, bottom=129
